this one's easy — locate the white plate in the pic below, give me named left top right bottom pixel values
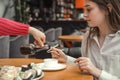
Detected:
left=37, top=63, right=67, bottom=71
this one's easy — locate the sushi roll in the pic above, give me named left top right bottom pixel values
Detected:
left=20, top=63, right=43, bottom=80
left=33, top=68, right=43, bottom=79
left=21, top=63, right=34, bottom=72
left=20, top=69, right=36, bottom=80
left=28, top=63, right=35, bottom=69
left=21, top=65, right=29, bottom=72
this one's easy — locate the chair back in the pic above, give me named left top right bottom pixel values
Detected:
left=55, top=27, right=62, bottom=40
left=9, top=35, right=29, bottom=58
left=45, top=28, right=55, bottom=42
left=0, top=36, right=10, bottom=58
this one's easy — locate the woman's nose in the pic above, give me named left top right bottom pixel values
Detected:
left=83, top=12, right=88, bottom=20
left=83, top=14, right=87, bottom=20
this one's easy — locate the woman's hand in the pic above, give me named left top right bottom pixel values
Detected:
left=29, top=27, right=46, bottom=47
left=75, top=57, right=101, bottom=78
left=50, top=47, right=67, bottom=63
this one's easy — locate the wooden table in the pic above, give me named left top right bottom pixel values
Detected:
left=0, top=58, right=93, bottom=80
left=58, top=35, right=83, bottom=42
left=58, top=35, right=83, bottom=48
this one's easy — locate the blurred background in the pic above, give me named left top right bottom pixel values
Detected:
left=0, top=0, right=87, bottom=58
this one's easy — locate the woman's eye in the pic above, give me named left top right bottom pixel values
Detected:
left=87, top=8, right=92, bottom=12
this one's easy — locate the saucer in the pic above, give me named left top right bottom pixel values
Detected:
left=37, top=63, right=67, bottom=71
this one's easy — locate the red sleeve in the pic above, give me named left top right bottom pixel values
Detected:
left=0, top=18, right=29, bottom=36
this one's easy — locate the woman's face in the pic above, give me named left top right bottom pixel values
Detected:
left=84, top=0, right=107, bottom=28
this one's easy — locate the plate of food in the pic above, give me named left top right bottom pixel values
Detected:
left=0, top=64, right=44, bottom=80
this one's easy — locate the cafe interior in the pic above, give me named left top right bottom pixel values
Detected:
left=0, top=0, right=93, bottom=80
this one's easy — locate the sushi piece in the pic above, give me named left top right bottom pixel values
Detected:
left=21, top=65, right=29, bottom=72
left=21, top=63, right=34, bottom=72
left=28, top=63, right=35, bottom=69
left=33, top=68, right=43, bottom=79
left=20, top=63, right=43, bottom=80
left=20, top=69, right=36, bottom=80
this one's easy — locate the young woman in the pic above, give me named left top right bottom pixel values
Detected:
left=0, top=18, right=46, bottom=47
left=50, top=0, right=120, bottom=80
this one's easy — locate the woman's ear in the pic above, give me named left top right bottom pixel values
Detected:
left=107, top=3, right=112, bottom=12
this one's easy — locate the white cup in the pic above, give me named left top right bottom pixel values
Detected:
left=43, top=58, right=58, bottom=68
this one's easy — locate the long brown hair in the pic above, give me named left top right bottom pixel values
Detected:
left=86, top=0, right=120, bottom=53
